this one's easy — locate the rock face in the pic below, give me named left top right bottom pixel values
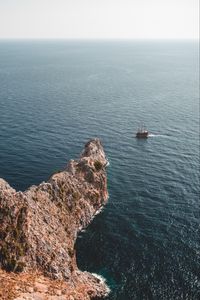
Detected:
left=0, top=139, right=109, bottom=299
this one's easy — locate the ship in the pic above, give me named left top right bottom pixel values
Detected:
left=136, top=125, right=149, bottom=138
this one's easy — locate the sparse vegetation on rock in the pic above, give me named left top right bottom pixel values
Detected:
left=94, top=160, right=103, bottom=171
left=0, top=139, right=109, bottom=299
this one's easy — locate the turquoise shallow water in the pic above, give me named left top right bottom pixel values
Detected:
left=0, top=40, right=199, bottom=299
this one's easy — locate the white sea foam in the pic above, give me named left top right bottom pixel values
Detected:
left=106, top=160, right=110, bottom=167
left=78, top=207, right=104, bottom=233
left=91, top=273, right=111, bottom=294
left=95, top=207, right=104, bottom=215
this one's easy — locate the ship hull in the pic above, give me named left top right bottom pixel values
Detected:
left=136, top=132, right=149, bottom=138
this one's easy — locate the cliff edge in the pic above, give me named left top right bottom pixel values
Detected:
left=0, top=139, right=109, bottom=300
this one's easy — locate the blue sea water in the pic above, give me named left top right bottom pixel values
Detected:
left=0, top=40, right=199, bottom=299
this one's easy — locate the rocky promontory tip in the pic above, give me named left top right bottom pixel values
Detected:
left=0, top=139, right=109, bottom=300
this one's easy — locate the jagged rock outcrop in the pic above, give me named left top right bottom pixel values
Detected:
left=0, top=139, right=109, bottom=299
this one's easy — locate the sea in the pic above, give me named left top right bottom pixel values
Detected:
left=0, top=40, right=199, bottom=300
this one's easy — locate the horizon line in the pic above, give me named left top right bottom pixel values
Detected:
left=0, top=37, right=199, bottom=41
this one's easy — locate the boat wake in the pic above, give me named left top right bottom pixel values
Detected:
left=148, top=134, right=169, bottom=138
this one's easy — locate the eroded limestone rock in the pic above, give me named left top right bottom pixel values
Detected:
left=0, top=139, right=109, bottom=299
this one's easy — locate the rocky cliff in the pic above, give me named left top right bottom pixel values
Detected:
left=0, top=139, right=109, bottom=300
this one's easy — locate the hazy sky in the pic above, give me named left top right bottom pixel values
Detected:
left=0, top=0, right=199, bottom=39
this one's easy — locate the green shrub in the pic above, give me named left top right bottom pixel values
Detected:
left=94, top=160, right=103, bottom=171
